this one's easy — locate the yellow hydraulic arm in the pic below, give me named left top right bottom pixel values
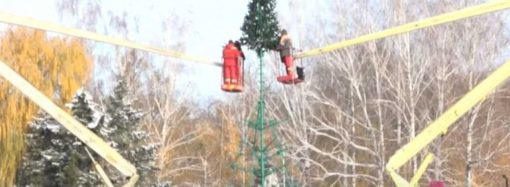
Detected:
left=85, top=147, right=114, bottom=187
left=0, top=12, right=220, bottom=66
left=293, top=1, right=510, bottom=186
left=0, top=61, right=139, bottom=186
left=386, top=59, right=510, bottom=186
left=294, top=1, right=510, bottom=59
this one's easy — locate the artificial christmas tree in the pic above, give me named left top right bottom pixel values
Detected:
left=234, top=0, right=297, bottom=186
left=240, top=0, right=281, bottom=55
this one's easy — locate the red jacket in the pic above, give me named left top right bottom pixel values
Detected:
left=223, top=43, right=240, bottom=66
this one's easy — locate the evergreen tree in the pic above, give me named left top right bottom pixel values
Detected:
left=69, top=89, right=108, bottom=136
left=240, top=0, right=281, bottom=55
left=17, top=114, right=69, bottom=186
left=103, top=76, right=160, bottom=186
left=17, top=89, right=104, bottom=186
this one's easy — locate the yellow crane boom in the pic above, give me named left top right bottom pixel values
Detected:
left=387, top=59, right=510, bottom=186
left=293, top=1, right=510, bottom=185
left=0, top=12, right=219, bottom=66
left=295, top=1, right=510, bottom=59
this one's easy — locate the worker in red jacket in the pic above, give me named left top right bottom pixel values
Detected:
left=276, top=29, right=296, bottom=82
left=222, top=40, right=241, bottom=90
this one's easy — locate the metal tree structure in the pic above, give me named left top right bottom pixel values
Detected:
left=231, top=0, right=296, bottom=186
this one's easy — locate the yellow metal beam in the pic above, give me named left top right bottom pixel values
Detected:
left=0, top=60, right=137, bottom=177
left=389, top=170, right=411, bottom=187
left=123, top=174, right=140, bottom=187
left=295, top=1, right=510, bottom=59
left=85, top=147, right=115, bottom=187
left=0, top=12, right=220, bottom=66
left=410, top=153, right=435, bottom=186
left=386, top=59, right=510, bottom=184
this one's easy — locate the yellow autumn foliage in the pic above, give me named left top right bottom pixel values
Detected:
left=0, top=27, right=92, bottom=186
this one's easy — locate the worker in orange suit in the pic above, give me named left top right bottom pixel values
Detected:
left=222, top=40, right=241, bottom=90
